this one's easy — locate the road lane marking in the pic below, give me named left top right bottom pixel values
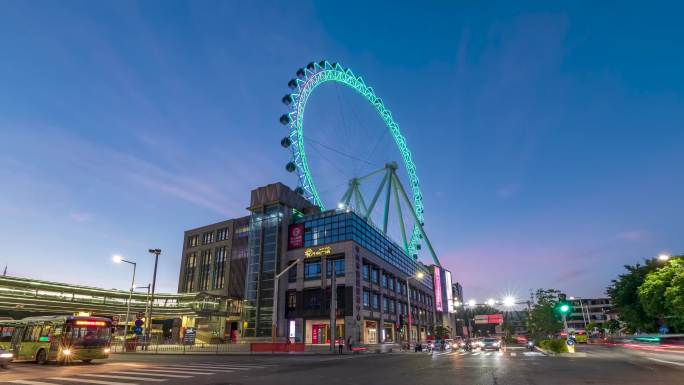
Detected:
left=77, top=374, right=167, bottom=382
left=523, top=352, right=543, bottom=356
left=485, top=352, right=492, bottom=356
left=8, top=381, right=61, bottom=385
left=174, top=364, right=256, bottom=370
left=126, top=368, right=214, bottom=375
left=154, top=366, right=236, bottom=373
left=190, top=364, right=265, bottom=368
left=510, top=352, right=517, bottom=356
left=647, top=357, right=684, bottom=367
left=49, top=378, right=137, bottom=385
left=471, top=352, right=480, bottom=355
left=108, top=371, right=192, bottom=378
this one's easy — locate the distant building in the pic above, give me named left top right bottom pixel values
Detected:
left=567, top=297, right=615, bottom=331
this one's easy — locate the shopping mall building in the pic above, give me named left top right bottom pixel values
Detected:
left=178, top=182, right=458, bottom=345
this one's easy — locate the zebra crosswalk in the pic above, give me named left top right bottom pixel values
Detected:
left=403, top=349, right=545, bottom=358
left=4, top=361, right=268, bottom=385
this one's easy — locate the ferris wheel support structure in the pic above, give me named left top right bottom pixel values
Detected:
left=339, top=163, right=441, bottom=267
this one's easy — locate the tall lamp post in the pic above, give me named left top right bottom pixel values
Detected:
left=406, top=271, right=424, bottom=348
left=272, top=259, right=302, bottom=343
left=146, top=248, right=161, bottom=342
left=113, top=255, right=136, bottom=338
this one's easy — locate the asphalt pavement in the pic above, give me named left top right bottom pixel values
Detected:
left=1, top=345, right=682, bottom=385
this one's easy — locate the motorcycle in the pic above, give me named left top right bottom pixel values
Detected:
left=527, top=340, right=535, bottom=351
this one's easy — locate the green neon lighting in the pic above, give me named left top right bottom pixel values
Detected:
left=634, top=336, right=660, bottom=342
left=283, top=61, right=425, bottom=255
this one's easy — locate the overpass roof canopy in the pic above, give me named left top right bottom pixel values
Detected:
left=0, top=275, right=231, bottom=318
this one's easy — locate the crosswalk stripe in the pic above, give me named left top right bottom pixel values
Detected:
left=126, top=369, right=214, bottom=376
left=510, top=352, right=517, bottom=356
left=108, top=371, right=192, bottom=379
left=471, top=352, right=480, bottom=355
left=193, top=363, right=265, bottom=368
left=77, top=374, right=167, bottom=382
left=154, top=366, right=235, bottom=373
left=49, top=378, right=136, bottom=385
left=485, top=352, right=492, bottom=356
left=172, top=364, right=256, bottom=370
left=8, top=381, right=61, bottom=385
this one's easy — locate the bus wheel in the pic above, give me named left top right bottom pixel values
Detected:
left=36, top=349, right=47, bottom=365
left=81, top=359, right=92, bottom=363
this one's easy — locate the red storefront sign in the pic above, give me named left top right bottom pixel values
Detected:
left=288, top=223, right=304, bottom=249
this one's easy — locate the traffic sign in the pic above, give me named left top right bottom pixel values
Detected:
left=134, top=319, right=144, bottom=327
left=111, top=315, right=120, bottom=325
left=136, top=312, right=144, bottom=320
left=133, top=326, right=143, bottom=335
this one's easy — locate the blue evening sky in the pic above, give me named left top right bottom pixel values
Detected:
left=0, top=1, right=682, bottom=302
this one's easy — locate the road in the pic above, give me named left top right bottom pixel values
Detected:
left=1, top=345, right=682, bottom=385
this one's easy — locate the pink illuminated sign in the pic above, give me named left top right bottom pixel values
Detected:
left=433, top=268, right=443, bottom=312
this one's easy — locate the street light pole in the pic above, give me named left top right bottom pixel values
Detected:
left=113, top=255, right=136, bottom=338
left=147, top=249, right=161, bottom=342
left=272, top=259, right=301, bottom=343
left=406, top=271, right=424, bottom=348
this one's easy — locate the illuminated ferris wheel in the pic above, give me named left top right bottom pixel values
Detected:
left=279, top=60, right=440, bottom=266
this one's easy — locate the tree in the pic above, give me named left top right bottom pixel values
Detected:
left=526, top=289, right=563, bottom=339
left=606, top=319, right=621, bottom=334
left=607, top=259, right=660, bottom=333
left=434, top=325, right=451, bottom=340
left=638, top=258, right=684, bottom=332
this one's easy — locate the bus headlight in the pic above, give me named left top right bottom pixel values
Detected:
left=0, top=352, right=13, bottom=358
left=62, top=348, right=71, bottom=356
left=103, top=348, right=111, bottom=354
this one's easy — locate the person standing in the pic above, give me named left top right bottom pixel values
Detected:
left=347, top=336, right=353, bottom=352
left=338, top=338, right=344, bottom=355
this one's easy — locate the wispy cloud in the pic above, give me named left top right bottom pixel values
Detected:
left=497, top=183, right=521, bottom=200
left=69, top=212, right=94, bottom=222
left=616, top=230, right=650, bottom=242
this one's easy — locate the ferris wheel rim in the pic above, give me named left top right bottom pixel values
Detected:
left=281, top=60, right=425, bottom=255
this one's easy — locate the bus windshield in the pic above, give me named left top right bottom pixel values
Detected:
left=66, top=320, right=111, bottom=348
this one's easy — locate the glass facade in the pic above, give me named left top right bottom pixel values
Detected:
left=241, top=205, right=284, bottom=337
left=299, top=210, right=432, bottom=289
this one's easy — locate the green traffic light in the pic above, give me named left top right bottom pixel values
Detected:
left=560, top=304, right=570, bottom=313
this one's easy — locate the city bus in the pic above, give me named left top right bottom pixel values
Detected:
left=0, top=315, right=112, bottom=364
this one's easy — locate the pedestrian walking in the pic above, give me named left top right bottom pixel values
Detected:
left=338, top=338, right=344, bottom=354
left=347, top=336, right=353, bottom=352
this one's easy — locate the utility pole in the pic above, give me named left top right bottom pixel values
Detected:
left=146, top=248, right=161, bottom=344
left=329, top=260, right=337, bottom=352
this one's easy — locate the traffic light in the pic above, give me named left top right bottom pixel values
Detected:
left=559, top=304, right=570, bottom=314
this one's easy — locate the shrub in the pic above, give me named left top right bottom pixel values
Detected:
left=539, top=339, right=568, bottom=354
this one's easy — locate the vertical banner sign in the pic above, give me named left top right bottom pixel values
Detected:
left=444, top=270, right=454, bottom=314
left=433, top=268, right=443, bottom=312
left=288, top=223, right=304, bottom=249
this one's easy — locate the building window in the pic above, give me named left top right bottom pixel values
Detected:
left=235, top=225, right=249, bottom=238
left=371, top=293, right=380, bottom=310
left=217, top=227, right=228, bottom=241
left=202, top=231, right=214, bottom=244
left=183, top=252, right=197, bottom=292
left=384, top=297, right=390, bottom=313
left=381, top=274, right=388, bottom=288
left=304, top=260, right=321, bottom=280
left=287, top=291, right=297, bottom=310
left=188, top=235, right=199, bottom=247
left=199, top=249, right=212, bottom=291
left=388, top=276, right=395, bottom=291
left=326, top=258, right=344, bottom=277
left=213, top=247, right=226, bottom=289
left=363, top=290, right=370, bottom=308
left=362, top=264, right=370, bottom=281
left=371, top=269, right=379, bottom=284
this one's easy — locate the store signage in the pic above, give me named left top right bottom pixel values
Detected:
left=444, top=270, right=454, bottom=314
left=433, top=268, right=443, bottom=312
left=183, top=328, right=196, bottom=345
left=304, top=246, right=332, bottom=258
left=288, top=223, right=304, bottom=249
left=474, top=314, right=504, bottom=325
